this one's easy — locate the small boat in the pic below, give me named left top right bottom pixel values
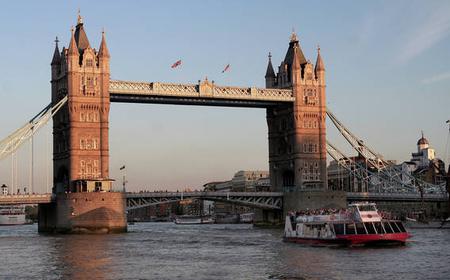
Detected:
left=215, top=213, right=239, bottom=224
left=174, top=215, right=214, bottom=225
left=284, top=202, right=410, bottom=246
left=0, top=205, right=27, bottom=225
left=239, top=212, right=254, bottom=224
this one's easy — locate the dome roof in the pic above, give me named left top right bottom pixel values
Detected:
left=417, top=132, right=429, bottom=145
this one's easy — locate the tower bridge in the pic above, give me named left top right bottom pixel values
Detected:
left=0, top=14, right=448, bottom=233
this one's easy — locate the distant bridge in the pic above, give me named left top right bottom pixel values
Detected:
left=1, top=191, right=446, bottom=210
left=126, top=191, right=284, bottom=210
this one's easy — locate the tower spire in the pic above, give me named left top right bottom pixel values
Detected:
left=77, top=9, right=83, bottom=25
left=265, top=52, right=275, bottom=78
left=68, top=27, right=78, bottom=56
left=284, top=29, right=307, bottom=68
left=290, top=28, right=298, bottom=42
left=314, top=45, right=325, bottom=72
left=98, top=29, right=110, bottom=58
left=51, top=36, right=61, bottom=65
left=74, top=11, right=91, bottom=51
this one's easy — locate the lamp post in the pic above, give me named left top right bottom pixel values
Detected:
left=120, top=165, right=127, bottom=193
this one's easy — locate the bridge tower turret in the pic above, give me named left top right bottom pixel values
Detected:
left=40, top=14, right=126, bottom=233
left=265, top=52, right=276, bottom=88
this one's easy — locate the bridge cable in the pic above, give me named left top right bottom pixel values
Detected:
left=0, top=96, right=67, bottom=161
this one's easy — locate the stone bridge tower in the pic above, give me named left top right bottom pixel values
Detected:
left=51, top=14, right=111, bottom=192
left=265, top=32, right=345, bottom=214
left=39, top=14, right=126, bottom=233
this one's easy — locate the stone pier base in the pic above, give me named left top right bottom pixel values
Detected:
left=38, top=192, right=127, bottom=234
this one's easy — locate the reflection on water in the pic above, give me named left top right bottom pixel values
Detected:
left=0, top=223, right=449, bottom=279
left=55, top=235, right=115, bottom=279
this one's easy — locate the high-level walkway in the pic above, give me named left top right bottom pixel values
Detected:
left=109, top=79, right=294, bottom=108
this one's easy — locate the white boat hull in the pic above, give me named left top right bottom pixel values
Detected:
left=0, top=214, right=26, bottom=225
left=174, top=216, right=214, bottom=224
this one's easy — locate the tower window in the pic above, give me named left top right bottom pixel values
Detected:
left=86, top=59, right=93, bottom=67
left=87, top=77, right=93, bottom=87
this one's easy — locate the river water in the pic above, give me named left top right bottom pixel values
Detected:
left=0, top=223, right=448, bottom=279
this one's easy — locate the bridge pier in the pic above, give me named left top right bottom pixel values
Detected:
left=38, top=192, right=127, bottom=233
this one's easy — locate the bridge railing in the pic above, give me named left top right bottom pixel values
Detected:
left=0, top=193, right=53, bottom=204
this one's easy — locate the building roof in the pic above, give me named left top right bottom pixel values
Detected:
left=417, top=137, right=429, bottom=145
left=417, top=131, right=429, bottom=145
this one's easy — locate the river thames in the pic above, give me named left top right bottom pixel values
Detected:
left=0, top=223, right=448, bottom=279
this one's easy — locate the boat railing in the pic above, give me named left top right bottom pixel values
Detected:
left=295, top=213, right=354, bottom=223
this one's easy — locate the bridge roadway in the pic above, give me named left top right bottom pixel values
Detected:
left=0, top=191, right=447, bottom=209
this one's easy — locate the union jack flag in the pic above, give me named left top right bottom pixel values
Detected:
left=222, top=64, right=230, bottom=73
left=171, top=60, right=182, bottom=68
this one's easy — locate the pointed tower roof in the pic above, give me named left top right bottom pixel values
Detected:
left=265, top=52, right=275, bottom=78
left=74, top=12, right=91, bottom=52
left=283, top=31, right=307, bottom=67
left=292, top=45, right=301, bottom=70
left=68, top=27, right=78, bottom=56
left=51, top=37, right=61, bottom=65
left=98, top=30, right=110, bottom=58
left=315, top=45, right=325, bottom=72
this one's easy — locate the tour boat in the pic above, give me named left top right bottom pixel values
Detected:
left=284, top=202, right=410, bottom=246
left=174, top=215, right=214, bottom=225
left=0, top=205, right=27, bottom=225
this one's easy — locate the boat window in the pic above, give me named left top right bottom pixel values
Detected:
left=390, top=221, right=401, bottom=233
left=365, top=222, right=376, bottom=234
left=383, top=222, right=394, bottom=233
left=374, top=222, right=384, bottom=234
left=355, top=223, right=367, bottom=234
left=290, top=216, right=296, bottom=227
left=358, top=205, right=376, bottom=212
left=395, top=222, right=406, bottom=232
left=345, top=223, right=356, bottom=235
left=333, top=224, right=344, bottom=235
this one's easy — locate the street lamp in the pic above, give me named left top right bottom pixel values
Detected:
left=120, top=165, right=127, bottom=193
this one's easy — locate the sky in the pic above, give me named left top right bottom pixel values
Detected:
left=0, top=0, right=449, bottom=192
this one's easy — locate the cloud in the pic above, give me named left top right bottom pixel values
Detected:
left=398, top=8, right=450, bottom=63
left=421, top=71, right=450, bottom=85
